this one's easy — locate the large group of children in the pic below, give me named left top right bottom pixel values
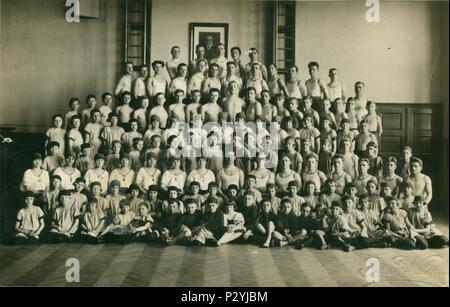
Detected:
left=14, top=44, right=448, bottom=251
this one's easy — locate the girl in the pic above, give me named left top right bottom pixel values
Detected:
left=101, top=112, right=125, bottom=155
left=104, top=180, right=126, bottom=223
left=80, top=199, right=106, bottom=244
left=109, top=154, right=136, bottom=194
left=186, top=157, right=216, bottom=194
left=66, top=115, right=83, bottom=157
left=64, top=97, right=81, bottom=130
left=135, top=152, right=162, bottom=195
left=160, top=156, right=187, bottom=193
left=84, top=153, right=109, bottom=195
left=101, top=202, right=136, bottom=244
left=53, top=154, right=81, bottom=191
left=147, top=60, right=168, bottom=98
left=45, top=114, right=66, bottom=156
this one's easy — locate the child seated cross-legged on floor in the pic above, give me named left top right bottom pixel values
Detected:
left=272, top=198, right=301, bottom=247
left=293, top=203, right=316, bottom=250
left=215, top=201, right=246, bottom=246
left=49, top=190, right=80, bottom=243
left=156, top=199, right=190, bottom=245
left=191, top=197, right=224, bottom=246
left=101, top=201, right=136, bottom=244
left=13, top=191, right=45, bottom=245
left=129, top=202, right=155, bottom=243
left=181, top=199, right=203, bottom=244
left=302, top=203, right=330, bottom=250
left=80, top=198, right=106, bottom=244
left=254, top=198, right=277, bottom=248
left=407, top=196, right=449, bottom=249
left=327, top=201, right=357, bottom=252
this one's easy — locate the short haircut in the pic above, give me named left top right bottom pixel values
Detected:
left=249, top=47, right=259, bottom=53
left=209, top=63, right=220, bottom=70
left=174, top=88, right=185, bottom=96
left=403, top=145, right=413, bottom=153
left=52, top=114, right=63, bottom=121
left=90, top=108, right=101, bottom=117
left=209, top=88, right=220, bottom=95
left=387, top=156, right=398, bottom=165
left=329, top=68, right=338, bottom=74
left=171, top=46, right=180, bottom=53
left=410, top=157, right=423, bottom=167
left=177, top=63, right=188, bottom=72
left=231, top=46, right=242, bottom=55
left=308, top=61, right=319, bottom=69
left=69, top=97, right=80, bottom=107
left=152, top=60, right=165, bottom=69
left=226, top=61, right=236, bottom=67
left=86, top=94, right=96, bottom=103
left=101, top=92, right=113, bottom=101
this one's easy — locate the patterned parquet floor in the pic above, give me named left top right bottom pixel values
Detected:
left=0, top=222, right=448, bottom=287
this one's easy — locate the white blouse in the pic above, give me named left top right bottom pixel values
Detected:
left=20, top=169, right=50, bottom=192
left=84, top=169, right=110, bottom=194
left=53, top=167, right=81, bottom=190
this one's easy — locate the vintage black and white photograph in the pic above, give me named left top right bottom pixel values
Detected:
left=0, top=0, right=448, bottom=291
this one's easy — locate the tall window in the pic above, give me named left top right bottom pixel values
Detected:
left=124, top=0, right=151, bottom=66
left=273, top=0, right=296, bottom=74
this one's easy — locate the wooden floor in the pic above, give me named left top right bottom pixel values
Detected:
left=0, top=237, right=448, bottom=287
left=1, top=220, right=448, bottom=287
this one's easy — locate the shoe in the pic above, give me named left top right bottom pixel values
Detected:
left=320, top=244, right=328, bottom=250
left=345, top=245, right=355, bottom=252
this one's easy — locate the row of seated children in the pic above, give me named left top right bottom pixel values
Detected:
left=14, top=179, right=447, bottom=251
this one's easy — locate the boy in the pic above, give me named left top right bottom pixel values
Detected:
left=221, top=62, right=243, bottom=97
left=366, top=142, right=383, bottom=179
left=381, top=156, right=403, bottom=197
left=302, top=98, right=320, bottom=127
left=147, top=60, right=168, bottom=98
left=223, top=81, right=245, bottom=121
left=84, top=109, right=103, bottom=158
left=320, top=115, right=337, bottom=155
left=133, top=65, right=149, bottom=99
left=318, top=179, right=341, bottom=209
left=294, top=203, right=316, bottom=249
left=76, top=143, right=94, bottom=175
left=353, top=158, right=378, bottom=196
left=382, top=197, right=426, bottom=250
left=116, top=91, right=134, bottom=128
left=14, top=191, right=45, bottom=244
left=366, top=179, right=386, bottom=216
left=121, top=119, right=143, bottom=153
left=326, top=202, right=355, bottom=252
left=188, top=44, right=208, bottom=77
left=181, top=182, right=205, bottom=210
left=355, top=119, right=378, bottom=157
left=318, top=138, right=333, bottom=174
left=286, top=98, right=303, bottom=130
left=245, top=63, right=269, bottom=99
left=398, top=146, right=413, bottom=178
left=237, top=191, right=259, bottom=242
left=146, top=185, right=165, bottom=219
left=245, top=48, right=268, bottom=81
left=407, top=196, right=448, bottom=248
left=327, top=155, right=352, bottom=195
left=283, top=137, right=303, bottom=174
left=255, top=198, right=277, bottom=248
left=156, top=199, right=189, bottom=245
left=49, top=190, right=80, bottom=243
left=404, top=157, right=433, bottom=206
left=129, top=137, right=144, bottom=173
left=181, top=199, right=203, bottom=241
left=99, top=92, right=113, bottom=127
left=305, top=61, right=329, bottom=111
left=43, top=141, right=64, bottom=174
left=149, top=93, right=169, bottom=129
left=266, top=183, right=282, bottom=215
left=240, top=175, right=262, bottom=204
left=398, top=181, right=415, bottom=210
left=114, top=61, right=134, bottom=97
left=201, top=88, right=223, bottom=123
left=185, top=90, right=203, bottom=125
left=187, top=59, right=207, bottom=94
left=216, top=201, right=246, bottom=246
left=81, top=95, right=97, bottom=127
left=166, top=46, right=182, bottom=80
left=286, top=181, right=305, bottom=217
left=130, top=203, right=155, bottom=242
left=191, top=197, right=224, bottom=246
left=306, top=203, right=330, bottom=250
left=168, top=89, right=187, bottom=123
left=273, top=198, right=299, bottom=246
left=133, top=96, right=150, bottom=133
left=169, top=63, right=188, bottom=97
left=353, top=81, right=368, bottom=120
left=336, top=118, right=357, bottom=153
left=244, top=87, right=262, bottom=122
left=230, top=46, right=246, bottom=81
left=299, top=115, right=321, bottom=155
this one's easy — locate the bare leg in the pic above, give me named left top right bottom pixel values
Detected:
left=262, top=222, right=275, bottom=247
